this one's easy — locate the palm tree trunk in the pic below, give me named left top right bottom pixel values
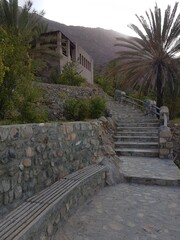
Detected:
left=156, top=65, right=164, bottom=108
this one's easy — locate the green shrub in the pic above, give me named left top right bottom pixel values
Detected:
left=64, top=99, right=88, bottom=121
left=50, top=66, right=60, bottom=84
left=95, top=76, right=114, bottom=96
left=64, top=96, right=106, bottom=121
left=89, top=96, right=106, bottom=118
left=59, top=62, right=86, bottom=86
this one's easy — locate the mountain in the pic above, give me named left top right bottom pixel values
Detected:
left=42, top=17, right=126, bottom=67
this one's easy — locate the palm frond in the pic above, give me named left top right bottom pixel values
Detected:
left=115, top=2, right=180, bottom=108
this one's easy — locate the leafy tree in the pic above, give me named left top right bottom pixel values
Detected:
left=115, top=2, right=180, bottom=109
left=0, top=0, right=48, bottom=123
left=0, top=28, right=47, bottom=122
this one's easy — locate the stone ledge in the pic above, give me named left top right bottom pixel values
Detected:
left=0, top=165, right=106, bottom=240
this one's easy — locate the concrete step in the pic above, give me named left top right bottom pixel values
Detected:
left=118, top=114, right=146, bottom=118
left=115, top=141, right=159, bottom=149
left=115, top=131, right=158, bottom=137
left=114, top=135, right=158, bottom=142
left=116, top=126, right=159, bottom=132
left=115, top=148, right=159, bottom=157
left=120, top=156, right=180, bottom=186
left=117, top=116, right=158, bottom=121
left=116, top=123, right=160, bottom=127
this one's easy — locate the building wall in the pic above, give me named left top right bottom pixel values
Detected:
left=37, top=31, right=94, bottom=84
left=76, top=45, right=94, bottom=84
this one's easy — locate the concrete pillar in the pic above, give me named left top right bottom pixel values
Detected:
left=114, top=90, right=126, bottom=103
left=160, top=106, right=169, bottom=126
left=159, top=126, right=173, bottom=159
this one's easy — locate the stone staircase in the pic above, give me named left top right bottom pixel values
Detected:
left=114, top=105, right=160, bottom=157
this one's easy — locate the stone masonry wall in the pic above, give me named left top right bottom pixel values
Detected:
left=38, top=82, right=110, bottom=121
left=0, top=120, right=114, bottom=217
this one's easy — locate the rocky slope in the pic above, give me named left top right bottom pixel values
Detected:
left=39, top=82, right=111, bottom=121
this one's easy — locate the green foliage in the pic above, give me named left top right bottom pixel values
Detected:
left=0, top=0, right=46, bottom=37
left=115, top=2, right=180, bottom=111
left=89, top=96, right=106, bottom=118
left=0, top=0, right=49, bottom=124
left=64, top=99, right=88, bottom=121
left=0, top=31, right=10, bottom=85
left=0, top=28, right=47, bottom=123
left=49, top=67, right=60, bottom=84
left=95, top=76, right=114, bottom=96
left=128, top=92, right=156, bottom=101
left=59, top=62, right=86, bottom=86
left=64, top=96, right=106, bottom=121
left=59, top=92, right=68, bottom=100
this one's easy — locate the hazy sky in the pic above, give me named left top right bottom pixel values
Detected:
left=19, top=0, right=178, bottom=36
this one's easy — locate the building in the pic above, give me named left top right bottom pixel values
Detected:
left=36, top=30, right=94, bottom=84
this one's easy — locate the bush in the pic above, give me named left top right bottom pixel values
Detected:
left=95, top=76, right=114, bottom=96
left=59, top=62, right=86, bottom=86
left=89, top=96, right=106, bottom=118
left=64, top=99, right=88, bottom=121
left=64, top=96, right=106, bottom=121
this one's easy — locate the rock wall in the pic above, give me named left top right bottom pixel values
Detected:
left=0, top=117, right=115, bottom=217
left=170, top=123, right=180, bottom=167
left=38, top=82, right=110, bottom=121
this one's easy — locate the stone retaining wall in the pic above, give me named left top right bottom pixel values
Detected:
left=0, top=119, right=114, bottom=217
left=39, top=82, right=110, bottom=121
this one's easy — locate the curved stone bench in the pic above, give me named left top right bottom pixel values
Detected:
left=0, top=164, right=106, bottom=240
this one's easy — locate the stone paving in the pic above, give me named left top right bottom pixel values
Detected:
left=120, top=156, right=180, bottom=186
left=54, top=157, right=180, bottom=240
left=54, top=183, right=180, bottom=240
left=53, top=101, right=180, bottom=240
left=53, top=158, right=180, bottom=240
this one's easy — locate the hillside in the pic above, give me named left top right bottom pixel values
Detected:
left=43, top=17, right=126, bottom=67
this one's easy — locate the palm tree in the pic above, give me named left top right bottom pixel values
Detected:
left=115, top=2, right=180, bottom=108
left=0, top=0, right=46, bottom=37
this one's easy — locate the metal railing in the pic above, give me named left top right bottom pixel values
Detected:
left=124, top=95, right=144, bottom=109
left=115, top=90, right=168, bottom=126
left=114, top=90, right=173, bottom=159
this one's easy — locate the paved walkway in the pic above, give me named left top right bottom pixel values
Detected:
left=54, top=157, right=180, bottom=240
left=54, top=182, right=180, bottom=240
left=54, top=100, right=180, bottom=240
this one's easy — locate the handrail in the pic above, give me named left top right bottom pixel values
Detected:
left=150, top=104, right=160, bottom=116
left=114, top=89, right=169, bottom=126
left=115, top=89, right=172, bottom=159
left=124, top=95, right=144, bottom=109
left=115, top=90, right=168, bottom=124
left=125, top=95, right=144, bottom=104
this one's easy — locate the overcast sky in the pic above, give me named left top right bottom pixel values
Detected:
left=19, top=0, right=178, bottom=36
